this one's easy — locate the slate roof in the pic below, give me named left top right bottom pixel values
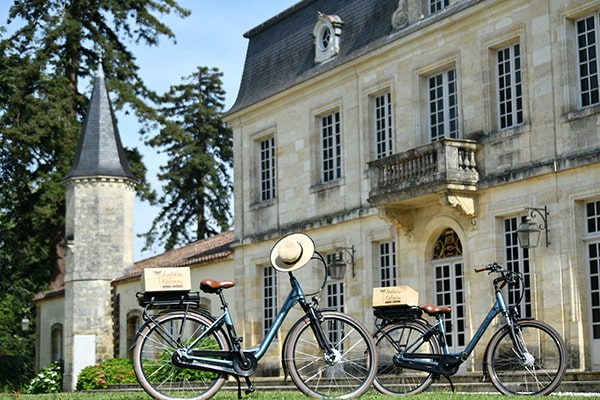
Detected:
left=113, top=230, right=236, bottom=283
left=34, top=231, right=236, bottom=301
left=226, top=0, right=399, bottom=114
left=65, top=66, right=137, bottom=181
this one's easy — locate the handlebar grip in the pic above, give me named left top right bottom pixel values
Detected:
left=474, top=266, right=488, bottom=273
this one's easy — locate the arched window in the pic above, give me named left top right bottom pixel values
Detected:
left=51, top=323, right=63, bottom=362
left=126, top=313, right=141, bottom=358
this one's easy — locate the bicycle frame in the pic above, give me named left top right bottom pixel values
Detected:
left=160, top=272, right=329, bottom=377
left=396, top=289, right=516, bottom=375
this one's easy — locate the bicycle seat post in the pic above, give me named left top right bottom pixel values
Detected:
left=217, top=289, right=228, bottom=310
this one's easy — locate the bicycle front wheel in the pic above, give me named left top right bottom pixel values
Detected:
left=284, top=311, right=377, bottom=399
left=373, top=320, right=440, bottom=395
left=485, top=319, right=567, bottom=395
left=132, top=310, right=230, bottom=400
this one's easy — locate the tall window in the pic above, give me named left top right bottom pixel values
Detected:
left=374, top=92, right=393, bottom=159
left=576, top=16, right=600, bottom=108
left=326, top=269, right=344, bottom=348
left=259, top=137, right=276, bottom=202
left=428, top=68, right=458, bottom=141
left=263, top=266, right=277, bottom=337
left=586, top=200, right=600, bottom=339
left=379, top=241, right=396, bottom=287
left=321, top=111, right=342, bottom=183
left=504, top=216, right=532, bottom=318
left=430, top=0, right=449, bottom=14
left=497, top=44, right=523, bottom=129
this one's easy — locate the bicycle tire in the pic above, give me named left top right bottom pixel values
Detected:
left=485, top=319, right=567, bottom=395
left=284, top=311, right=377, bottom=399
left=132, top=310, right=230, bottom=400
left=373, top=320, right=441, bottom=395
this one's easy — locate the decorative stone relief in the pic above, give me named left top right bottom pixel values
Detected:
left=391, top=0, right=409, bottom=29
left=378, top=207, right=413, bottom=234
left=441, top=193, right=478, bottom=217
left=313, top=12, right=344, bottom=64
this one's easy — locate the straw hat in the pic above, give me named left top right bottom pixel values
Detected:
left=270, top=233, right=315, bottom=272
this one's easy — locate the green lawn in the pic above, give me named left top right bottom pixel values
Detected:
left=1, top=392, right=600, bottom=400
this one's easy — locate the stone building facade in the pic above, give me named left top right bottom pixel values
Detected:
left=223, top=0, right=600, bottom=374
left=33, top=0, right=600, bottom=387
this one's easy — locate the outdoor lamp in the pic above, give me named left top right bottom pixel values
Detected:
left=517, top=206, right=549, bottom=249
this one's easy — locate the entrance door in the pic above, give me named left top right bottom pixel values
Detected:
left=587, top=241, right=600, bottom=369
left=585, top=200, right=600, bottom=370
left=432, top=228, right=465, bottom=353
left=433, top=260, right=465, bottom=351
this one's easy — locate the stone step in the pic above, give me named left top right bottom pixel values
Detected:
left=107, top=371, right=600, bottom=394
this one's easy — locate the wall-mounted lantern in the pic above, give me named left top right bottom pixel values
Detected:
left=517, top=206, right=550, bottom=248
left=329, top=245, right=355, bottom=279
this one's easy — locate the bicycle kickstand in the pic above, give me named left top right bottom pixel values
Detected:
left=232, top=375, right=255, bottom=399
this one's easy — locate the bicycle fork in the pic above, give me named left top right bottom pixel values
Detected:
left=302, top=297, right=340, bottom=364
left=504, top=315, right=535, bottom=368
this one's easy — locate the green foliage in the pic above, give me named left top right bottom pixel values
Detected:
left=142, top=66, right=233, bottom=251
left=0, top=391, right=596, bottom=400
left=0, top=355, right=35, bottom=392
left=76, top=359, right=137, bottom=390
left=25, top=360, right=63, bottom=394
left=0, top=0, right=189, bottom=355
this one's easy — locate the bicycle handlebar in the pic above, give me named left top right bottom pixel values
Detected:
left=474, top=262, right=523, bottom=292
left=474, top=262, right=502, bottom=273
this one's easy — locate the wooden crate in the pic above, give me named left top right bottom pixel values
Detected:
left=141, top=267, right=192, bottom=292
left=372, top=285, right=419, bottom=308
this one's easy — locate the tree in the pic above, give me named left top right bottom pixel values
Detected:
left=142, top=67, right=233, bottom=251
left=0, top=0, right=189, bottom=355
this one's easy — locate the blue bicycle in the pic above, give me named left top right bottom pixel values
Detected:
left=132, top=233, right=377, bottom=400
left=372, top=262, right=567, bottom=395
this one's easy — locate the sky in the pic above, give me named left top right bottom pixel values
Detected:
left=0, top=0, right=299, bottom=261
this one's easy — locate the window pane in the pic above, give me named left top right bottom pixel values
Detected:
left=321, top=111, right=341, bottom=182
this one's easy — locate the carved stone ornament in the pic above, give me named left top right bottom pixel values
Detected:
left=442, top=193, right=477, bottom=217
left=392, top=0, right=409, bottom=29
left=378, top=207, right=413, bottom=232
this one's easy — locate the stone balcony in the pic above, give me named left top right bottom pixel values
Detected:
left=367, top=139, right=479, bottom=227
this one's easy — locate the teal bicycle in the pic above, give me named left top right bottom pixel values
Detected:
left=373, top=262, right=567, bottom=395
left=132, top=233, right=377, bottom=400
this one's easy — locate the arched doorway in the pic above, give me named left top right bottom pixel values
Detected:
left=432, top=228, right=465, bottom=352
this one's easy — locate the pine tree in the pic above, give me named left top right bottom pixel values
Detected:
left=0, top=0, right=189, bottom=355
left=143, top=67, right=233, bottom=251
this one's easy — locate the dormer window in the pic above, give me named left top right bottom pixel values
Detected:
left=313, top=13, right=343, bottom=64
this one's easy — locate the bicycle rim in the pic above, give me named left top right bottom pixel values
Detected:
left=285, top=311, right=377, bottom=399
left=373, top=321, right=439, bottom=395
left=132, top=311, right=229, bottom=400
left=486, top=319, right=567, bottom=395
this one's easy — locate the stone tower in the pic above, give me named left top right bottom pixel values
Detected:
left=62, top=66, right=138, bottom=391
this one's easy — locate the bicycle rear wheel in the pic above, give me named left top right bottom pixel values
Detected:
left=132, top=310, right=229, bottom=400
left=373, top=320, right=440, bottom=395
left=284, top=311, right=377, bottom=399
left=485, top=319, right=567, bottom=395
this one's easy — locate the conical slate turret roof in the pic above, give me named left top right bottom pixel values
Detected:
left=65, top=66, right=137, bottom=181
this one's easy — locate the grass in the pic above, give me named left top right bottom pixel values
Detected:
left=1, top=392, right=600, bottom=400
